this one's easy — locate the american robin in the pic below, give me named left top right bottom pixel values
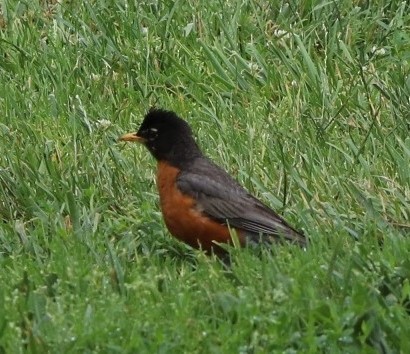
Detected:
left=119, top=108, right=307, bottom=254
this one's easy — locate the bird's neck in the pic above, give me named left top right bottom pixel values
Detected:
left=160, top=140, right=203, bottom=169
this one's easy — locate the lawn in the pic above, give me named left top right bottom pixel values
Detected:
left=0, top=0, right=409, bottom=353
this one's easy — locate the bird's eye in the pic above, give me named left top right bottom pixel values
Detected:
left=141, top=128, right=158, bottom=137
left=144, top=127, right=158, bottom=141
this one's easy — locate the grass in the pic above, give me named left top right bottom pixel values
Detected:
left=0, top=0, right=409, bottom=352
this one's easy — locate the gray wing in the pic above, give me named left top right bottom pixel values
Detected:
left=176, top=158, right=306, bottom=246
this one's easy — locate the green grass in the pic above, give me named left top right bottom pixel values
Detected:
left=1, top=0, right=409, bottom=352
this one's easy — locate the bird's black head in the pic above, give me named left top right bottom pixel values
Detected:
left=120, top=108, right=202, bottom=166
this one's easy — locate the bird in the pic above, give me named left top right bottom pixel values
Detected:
left=119, top=108, right=307, bottom=255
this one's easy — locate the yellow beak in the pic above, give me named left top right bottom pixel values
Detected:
left=118, top=132, right=146, bottom=143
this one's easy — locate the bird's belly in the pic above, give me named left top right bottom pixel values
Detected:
left=156, top=161, right=235, bottom=252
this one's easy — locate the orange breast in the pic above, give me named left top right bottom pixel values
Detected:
left=156, top=161, right=240, bottom=253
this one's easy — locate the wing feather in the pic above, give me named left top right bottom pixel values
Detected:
left=176, top=158, right=306, bottom=245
